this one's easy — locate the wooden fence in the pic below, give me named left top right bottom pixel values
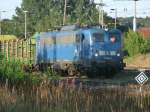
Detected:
left=0, top=39, right=36, bottom=64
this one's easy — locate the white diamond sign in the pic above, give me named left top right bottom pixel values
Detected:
left=135, top=72, right=148, bottom=85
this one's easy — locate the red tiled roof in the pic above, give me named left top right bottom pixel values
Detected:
left=137, top=28, right=150, bottom=38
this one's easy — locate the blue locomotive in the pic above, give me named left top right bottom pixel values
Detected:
left=35, top=25, right=125, bottom=77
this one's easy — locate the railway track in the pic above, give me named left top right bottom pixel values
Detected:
left=55, top=66, right=150, bottom=89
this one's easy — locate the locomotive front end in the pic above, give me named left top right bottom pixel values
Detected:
left=89, top=28, right=125, bottom=77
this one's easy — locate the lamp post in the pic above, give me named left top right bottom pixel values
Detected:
left=124, top=8, right=127, bottom=18
left=63, top=0, right=67, bottom=25
left=95, top=2, right=105, bottom=28
left=0, top=11, right=6, bottom=35
left=111, top=8, right=117, bottom=29
left=133, top=0, right=139, bottom=32
left=23, top=10, right=28, bottom=39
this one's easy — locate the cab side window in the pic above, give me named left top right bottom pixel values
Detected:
left=76, top=34, right=80, bottom=43
left=109, top=33, right=121, bottom=42
left=81, top=34, right=85, bottom=42
left=93, top=33, right=104, bottom=42
left=76, top=33, right=85, bottom=43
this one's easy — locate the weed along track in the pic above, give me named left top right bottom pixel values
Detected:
left=0, top=56, right=150, bottom=111
left=0, top=76, right=150, bottom=112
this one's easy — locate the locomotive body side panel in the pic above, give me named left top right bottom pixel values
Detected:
left=36, top=31, right=80, bottom=66
left=55, top=31, right=77, bottom=63
left=35, top=26, right=125, bottom=76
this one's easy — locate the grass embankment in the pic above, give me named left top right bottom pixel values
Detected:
left=124, top=53, right=150, bottom=68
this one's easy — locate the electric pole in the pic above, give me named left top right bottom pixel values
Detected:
left=95, top=0, right=105, bottom=28
left=23, top=10, right=28, bottom=39
left=133, top=0, right=138, bottom=32
left=111, top=8, right=117, bottom=29
left=63, top=0, right=67, bottom=25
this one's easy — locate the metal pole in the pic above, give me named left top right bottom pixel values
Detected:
left=98, top=6, right=101, bottom=25
left=115, top=8, right=117, bottom=29
left=133, top=0, right=137, bottom=32
left=23, top=11, right=28, bottom=39
left=101, top=9, right=104, bottom=28
left=111, top=9, right=117, bottom=29
left=63, top=0, right=67, bottom=25
left=0, top=11, right=1, bottom=35
left=124, top=8, right=127, bottom=18
left=25, top=12, right=27, bottom=39
left=96, top=0, right=105, bottom=28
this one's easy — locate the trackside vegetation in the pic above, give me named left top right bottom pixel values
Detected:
left=123, top=30, right=150, bottom=57
left=0, top=53, right=59, bottom=85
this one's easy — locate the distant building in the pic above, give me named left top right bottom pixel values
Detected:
left=137, top=28, right=150, bottom=38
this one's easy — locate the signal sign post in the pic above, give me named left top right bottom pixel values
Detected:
left=135, top=71, right=148, bottom=92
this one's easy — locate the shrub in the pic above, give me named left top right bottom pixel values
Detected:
left=123, top=30, right=150, bottom=56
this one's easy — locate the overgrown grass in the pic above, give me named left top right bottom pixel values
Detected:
left=1, top=52, right=150, bottom=112
left=0, top=80, right=150, bottom=112
left=0, top=58, right=61, bottom=87
left=0, top=60, right=41, bottom=84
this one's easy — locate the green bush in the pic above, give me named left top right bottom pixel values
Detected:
left=0, top=60, right=41, bottom=85
left=0, top=60, right=24, bottom=81
left=123, top=30, right=150, bottom=56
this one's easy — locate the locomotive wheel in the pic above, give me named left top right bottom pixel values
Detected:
left=86, top=67, right=98, bottom=78
left=105, top=66, right=116, bottom=78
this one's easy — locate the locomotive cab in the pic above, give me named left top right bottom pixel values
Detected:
left=86, top=28, right=125, bottom=77
left=106, top=29, right=125, bottom=70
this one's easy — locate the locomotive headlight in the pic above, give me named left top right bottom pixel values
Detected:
left=117, top=53, right=120, bottom=56
left=95, top=53, right=98, bottom=57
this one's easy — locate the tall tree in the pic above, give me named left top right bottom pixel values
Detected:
left=13, top=0, right=109, bottom=37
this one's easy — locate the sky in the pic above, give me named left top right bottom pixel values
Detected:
left=95, top=0, right=150, bottom=18
left=0, top=0, right=22, bottom=19
left=0, top=0, right=150, bottom=19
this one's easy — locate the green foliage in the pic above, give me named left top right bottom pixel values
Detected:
left=123, top=30, right=150, bottom=56
left=11, top=0, right=113, bottom=37
left=0, top=60, right=24, bottom=81
left=0, top=59, right=60, bottom=84
left=1, top=0, right=115, bottom=37
left=0, top=60, right=38, bottom=84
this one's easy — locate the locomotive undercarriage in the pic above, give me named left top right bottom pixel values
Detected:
left=33, top=61, right=122, bottom=78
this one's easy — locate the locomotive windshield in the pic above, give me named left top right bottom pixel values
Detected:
left=93, top=33, right=104, bottom=42
left=109, top=33, right=121, bottom=42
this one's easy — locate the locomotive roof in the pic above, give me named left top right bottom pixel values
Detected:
left=38, top=27, right=105, bottom=37
left=108, top=29, right=122, bottom=34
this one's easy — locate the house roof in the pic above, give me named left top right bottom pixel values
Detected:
left=137, top=28, right=150, bottom=38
